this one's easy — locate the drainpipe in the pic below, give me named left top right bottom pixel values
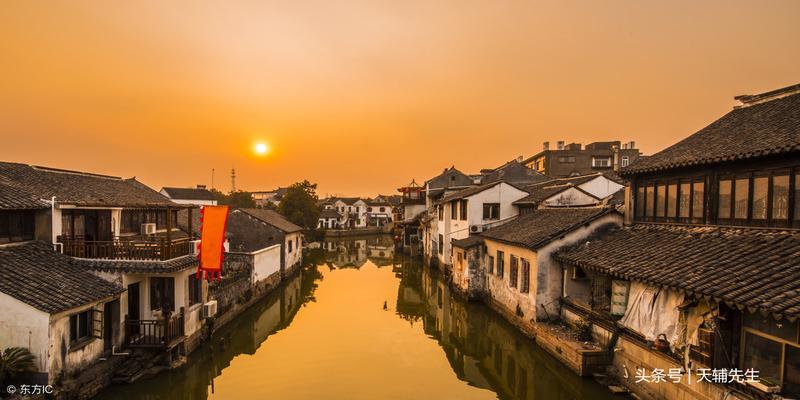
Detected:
left=51, top=196, right=63, bottom=253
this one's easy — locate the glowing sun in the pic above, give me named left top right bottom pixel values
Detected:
left=254, top=142, right=269, bottom=155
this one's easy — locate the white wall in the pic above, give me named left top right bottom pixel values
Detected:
left=579, top=176, right=624, bottom=199
left=252, top=244, right=281, bottom=283
left=542, top=187, right=599, bottom=207
left=0, top=293, right=49, bottom=372
left=284, top=232, right=303, bottom=269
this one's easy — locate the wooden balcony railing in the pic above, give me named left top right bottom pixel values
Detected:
left=124, top=313, right=185, bottom=348
left=59, top=237, right=193, bottom=261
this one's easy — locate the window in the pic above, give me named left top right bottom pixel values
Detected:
left=667, top=183, right=677, bottom=218
left=520, top=259, right=530, bottom=293
left=189, top=274, right=202, bottom=305
left=734, top=178, right=749, bottom=220
left=451, top=201, right=458, bottom=219
left=460, top=199, right=468, bottom=220
left=795, top=174, right=800, bottom=222
left=558, top=156, right=575, bottom=163
left=679, top=183, right=691, bottom=218
left=438, top=234, right=443, bottom=254
left=380, top=207, right=385, bottom=212
left=752, top=176, right=768, bottom=220
left=621, top=156, right=630, bottom=167
left=438, top=206, right=443, bottom=221
left=718, top=179, right=732, bottom=220
left=773, top=175, right=790, bottom=220
left=69, top=309, right=98, bottom=343
left=483, top=203, right=500, bottom=220
left=656, top=184, right=666, bottom=217
left=692, top=180, right=705, bottom=223
left=509, top=255, right=518, bottom=288
left=741, top=313, right=800, bottom=396
left=488, top=256, right=495, bottom=274
left=592, top=157, right=611, bottom=167
left=150, top=277, right=175, bottom=312
left=0, top=210, right=35, bottom=244
left=646, top=185, right=655, bottom=218
left=288, top=239, right=293, bottom=253
left=367, top=207, right=372, bottom=212
left=635, top=186, right=645, bottom=218
left=496, top=251, right=504, bottom=278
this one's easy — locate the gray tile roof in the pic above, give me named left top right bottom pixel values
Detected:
left=438, top=180, right=525, bottom=204
left=319, top=209, right=342, bottom=219
left=161, top=187, right=217, bottom=201
left=623, top=86, right=800, bottom=175
left=452, top=235, right=483, bottom=249
left=481, top=207, right=618, bottom=250
left=481, top=160, right=550, bottom=186
left=77, top=254, right=198, bottom=274
left=555, top=224, right=800, bottom=321
left=0, top=241, right=123, bottom=313
left=240, top=208, right=303, bottom=233
left=0, top=161, right=178, bottom=208
left=0, top=180, right=49, bottom=209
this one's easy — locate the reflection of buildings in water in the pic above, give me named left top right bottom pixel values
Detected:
left=396, top=263, right=608, bottom=400
left=322, top=236, right=396, bottom=268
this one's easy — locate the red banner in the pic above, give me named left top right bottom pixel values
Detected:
left=197, top=205, right=229, bottom=280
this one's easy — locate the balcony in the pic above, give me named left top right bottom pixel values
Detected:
left=124, top=313, right=185, bottom=349
left=59, top=237, right=193, bottom=261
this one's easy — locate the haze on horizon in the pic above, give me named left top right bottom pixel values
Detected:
left=1, top=1, right=798, bottom=197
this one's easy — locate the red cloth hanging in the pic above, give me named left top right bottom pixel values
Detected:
left=197, top=205, right=229, bottom=281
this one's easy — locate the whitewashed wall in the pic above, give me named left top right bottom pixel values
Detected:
left=252, top=244, right=281, bottom=283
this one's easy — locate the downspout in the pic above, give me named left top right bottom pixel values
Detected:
left=51, top=196, right=63, bottom=253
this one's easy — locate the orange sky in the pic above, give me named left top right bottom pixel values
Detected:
left=1, top=1, right=798, bottom=197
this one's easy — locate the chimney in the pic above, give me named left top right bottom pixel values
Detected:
left=197, top=184, right=207, bottom=189
left=557, top=141, right=565, bottom=151
left=629, top=141, right=635, bottom=149
left=612, top=145, right=620, bottom=171
left=621, top=143, right=628, bottom=150
left=543, top=141, right=550, bottom=151
left=516, top=155, right=523, bottom=162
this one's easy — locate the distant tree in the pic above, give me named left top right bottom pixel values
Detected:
left=208, top=188, right=227, bottom=204
left=278, top=180, right=320, bottom=228
left=224, top=190, right=257, bottom=208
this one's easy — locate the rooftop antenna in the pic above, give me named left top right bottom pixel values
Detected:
left=211, top=168, right=215, bottom=190
left=231, top=168, right=236, bottom=192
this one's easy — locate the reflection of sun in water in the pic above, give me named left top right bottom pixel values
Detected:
left=254, top=142, right=269, bottom=155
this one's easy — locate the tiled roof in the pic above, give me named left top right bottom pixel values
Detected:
left=438, top=180, right=524, bottom=204
left=77, top=254, right=198, bottom=274
left=319, top=209, right=341, bottom=219
left=240, top=208, right=303, bottom=233
left=481, top=160, right=550, bottom=186
left=513, top=183, right=599, bottom=205
left=481, top=207, right=618, bottom=250
left=0, top=241, right=123, bottom=313
left=623, top=87, right=800, bottom=175
left=333, top=197, right=362, bottom=205
left=452, top=235, right=483, bottom=249
left=554, top=224, right=800, bottom=321
left=0, top=161, right=177, bottom=207
left=0, top=180, right=49, bottom=209
left=161, top=187, right=217, bottom=201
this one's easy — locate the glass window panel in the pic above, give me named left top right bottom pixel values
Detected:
left=752, top=176, right=768, bottom=220
left=667, top=184, right=678, bottom=218
left=773, top=175, right=790, bottom=220
left=784, top=345, right=800, bottom=398
left=744, top=313, right=798, bottom=342
left=735, top=178, right=749, bottom=219
left=795, top=174, right=800, bottom=221
left=636, top=186, right=645, bottom=217
left=646, top=185, right=655, bottom=217
left=718, top=179, right=732, bottom=220
left=743, top=332, right=782, bottom=385
left=679, top=183, right=691, bottom=218
left=693, top=181, right=705, bottom=221
left=656, top=184, right=666, bottom=217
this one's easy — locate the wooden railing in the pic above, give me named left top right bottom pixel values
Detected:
left=59, top=237, right=192, bottom=260
left=124, top=313, right=185, bottom=348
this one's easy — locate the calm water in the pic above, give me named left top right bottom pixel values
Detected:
left=96, top=236, right=614, bottom=400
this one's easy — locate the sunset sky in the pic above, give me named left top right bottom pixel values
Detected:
left=1, top=1, right=798, bottom=197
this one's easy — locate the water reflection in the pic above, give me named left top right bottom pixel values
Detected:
left=96, top=236, right=612, bottom=400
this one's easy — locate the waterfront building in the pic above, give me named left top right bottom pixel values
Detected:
left=317, top=208, right=343, bottom=229
left=513, top=172, right=626, bottom=212
left=522, top=140, right=641, bottom=177
left=252, top=187, right=287, bottom=208
left=554, top=83, right=800, bottom=399
left=0, top=162, right=208, bottom=394
left=234, top=209, right=303, bottom=273
left=160, top=185, right=218, bottom=206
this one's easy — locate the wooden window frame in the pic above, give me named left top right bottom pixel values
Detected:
left=509, top=255, right=518, bottom=288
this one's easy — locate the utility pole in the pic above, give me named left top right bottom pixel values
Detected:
left=231, top=168, right=236, bottom=192
left=211, top=168, right=215, bottom=190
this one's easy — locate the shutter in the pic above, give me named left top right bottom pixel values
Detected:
left=92, top=308, right=104, bottom=339
left=610, top=280, right=630, bottom=316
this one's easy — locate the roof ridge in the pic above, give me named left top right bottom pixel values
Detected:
left=30, top=164, right=122, bottom=180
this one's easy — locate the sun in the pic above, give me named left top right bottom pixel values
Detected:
left=254, top=142, right=269, bottom=155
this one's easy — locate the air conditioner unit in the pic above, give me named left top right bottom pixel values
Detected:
left=202, top=300, right=218, bottom=319
left=469, top=225, right=483, bottom=233
left=141, top=223, right=157, bottom=235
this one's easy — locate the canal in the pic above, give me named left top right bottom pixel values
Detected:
left=97, top=236, right=615, bottom=400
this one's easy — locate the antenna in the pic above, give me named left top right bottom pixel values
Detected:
left=211, top=168, right=215, bottom=190
left=231, top=168, right=236, bottom=192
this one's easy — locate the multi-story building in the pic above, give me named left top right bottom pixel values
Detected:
left=522, top=140, right=641, bottom=177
